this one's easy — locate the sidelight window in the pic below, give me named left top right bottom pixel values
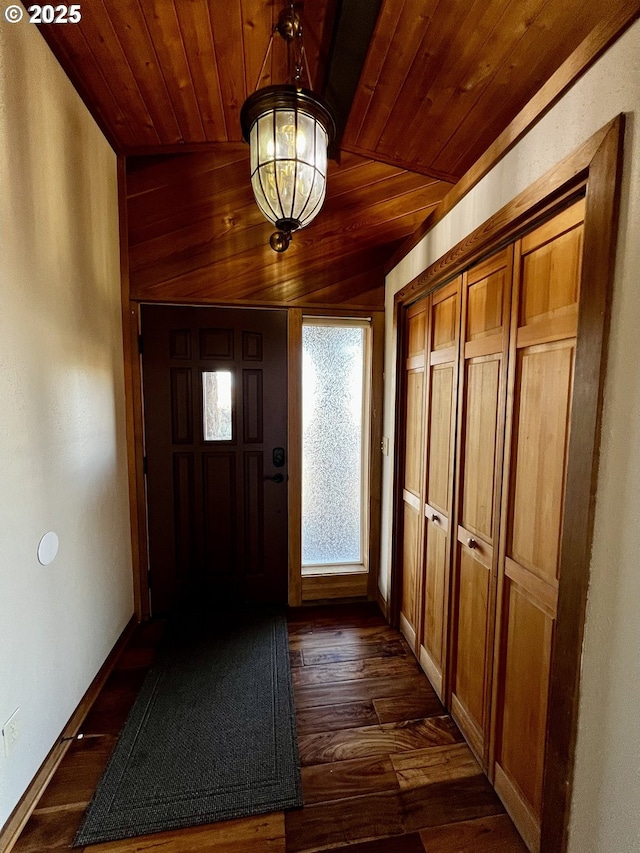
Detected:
left=301, top=318, right=371, bottom=572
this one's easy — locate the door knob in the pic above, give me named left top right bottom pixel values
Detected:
left=467, top=537, right=478, bottom=549
left=431, top=513, right=439, bottom=523
left=264, top=473, right=284, bottom=483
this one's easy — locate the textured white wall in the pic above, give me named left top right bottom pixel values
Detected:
left=381, top=22, right=640, bottom=852
left=0, top=22, right=134, bottom=827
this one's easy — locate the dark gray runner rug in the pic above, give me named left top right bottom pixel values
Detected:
left=74, top=607, right=302, bottom=846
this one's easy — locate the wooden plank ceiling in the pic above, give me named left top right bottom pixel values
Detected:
left=33, top=0, right=634, bottom=308
left=127, top=146, right=448, bottom=308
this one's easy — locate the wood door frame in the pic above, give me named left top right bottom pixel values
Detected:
left=118, top=156, right=150, bottom=621
left=121, top=277, right=384, bottom=613
left=291, top=308, right=385, bottom=605
left=389, top=115, right=624, bottom=852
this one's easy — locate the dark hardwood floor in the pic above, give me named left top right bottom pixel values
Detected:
left=12, top=603, right=527, bottom=853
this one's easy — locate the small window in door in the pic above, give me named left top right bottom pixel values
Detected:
left=202, top=370, right=233, bottom=441
left=302, top=318, right=371, bottom=573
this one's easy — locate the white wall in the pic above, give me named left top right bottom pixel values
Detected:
left=0, top=23, right=134, bottom=828
left=381, top=22, right=640, bottom=853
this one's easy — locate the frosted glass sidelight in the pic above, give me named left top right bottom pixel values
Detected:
left=202, top=371, right=233, bottom=441
left=302, top=325, right=365, bottom=565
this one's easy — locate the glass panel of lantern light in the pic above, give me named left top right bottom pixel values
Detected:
left=259, top=162, right=278, bottom=221
left=304, top=169, right=326, bottom=222
left=276, top=161, right=295, bottom=218
left=250, top=123, right=258, bottom=173
left=268, top=161, right=285, bottom=220
left=251, top=169, right=273, bottom=223
left=257, top=113, right=275, bottom=166
left=315, top=123, right=328, bottom=176
left=275, top=110, right=297, bottom=160
left=296, top=112, right=315, bottom=165
left=301, top=175, right=326, bottom=227
left=293, top=163, right=315, bottom=219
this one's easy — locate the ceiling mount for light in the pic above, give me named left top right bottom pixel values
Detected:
left=240, top=2, right=336, bottom=253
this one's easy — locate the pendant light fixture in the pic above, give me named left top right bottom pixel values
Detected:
left=240, top=2, right=336, bottom=253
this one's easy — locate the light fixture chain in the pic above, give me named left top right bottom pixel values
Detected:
left=253, top=27, right=276, bottom=93
left=293, top=19, right=303, bottom=86
left=301, top=41, right=312, bottom=91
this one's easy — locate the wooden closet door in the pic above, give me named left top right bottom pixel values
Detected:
left=418, top=278, right=461, bottom=699
left=399, top=300, right=428, bottom=647
left=449, top=249, right=511, bottom=765
left=491, top=200, right=585, bottom=853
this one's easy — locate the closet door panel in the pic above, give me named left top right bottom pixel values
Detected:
left=510, top=342, right=575, bottom=582
left=427, top=364, right=455, bottom=513
left=498, top=582, right=553, bottom=813
left=432, top=292, right=458, bottom=351
left=467, top=268, right=506, bottom=341
left=449, top=249, right=511, bottom=766
left=450, top=545, right=490, bottom=754
left=519, top=226, right=582, bottom=326
left=418, top=280, right=460, bottom=699
left=405, top=371, right=425, bottom=495
left=401, top=500, right=421, bottom=633
left=423, top=522, right=448, bottom=671
left=461, top=357, right=501, bottom=537
left=399, top=301, right=427, bottom=646
left=492, top=199, right=584, bottom=853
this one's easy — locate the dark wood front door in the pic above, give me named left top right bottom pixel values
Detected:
left=141, top=305, right=288, bottom=614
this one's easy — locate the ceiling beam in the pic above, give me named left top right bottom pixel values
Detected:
left=322, top=0, right=384, bottom=150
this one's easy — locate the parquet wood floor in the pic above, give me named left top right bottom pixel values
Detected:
left=12, top=603, right=527, bottom=853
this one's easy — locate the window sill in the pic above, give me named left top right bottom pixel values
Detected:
left=301, top=564, right=368, bottom=577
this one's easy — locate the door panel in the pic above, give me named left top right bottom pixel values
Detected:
left=142, top=305, right=288, bottom=613
left=401, top=502, right=421, bottom=634
left=202, top=451, right=236, bottom=577
left=519, top=224, right=582, bottom=326
left=460, top=357, right=501, bottom=537
left=452, top=544, right=490, bottom=742
left=494, top=579, right=554, bottom=849
left=404, top=371, right=425, bottom=495
left=423, top=522, right=447, bottom=668
left=467, top=268, right=505, bottom=341
left=449, top=248, right=512, bottom=766
left=432, top=295, right=458, bottom=350
left=492, top=200, right=584, bottom=852
left=510, top=343, right=575, bottom=581
left=427, top=364, right=455, bottom=513
left=173, top=452, right=195, bottom=576
left=399, top=301, right=427, bottom=645
left=418, top=279, right=460, bottom=698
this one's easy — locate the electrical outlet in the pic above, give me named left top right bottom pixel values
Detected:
left=2, top=708, right=21, bottom=757
left=381, top=436, right=390, bottom=456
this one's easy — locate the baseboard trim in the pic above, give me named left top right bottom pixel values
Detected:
left=399, top=612, right=416, bottom=652
left=494, top=762, right=540, bottom=853
left=376, top=587, right=389, bottom=620
left=450, top=693, right=485, bottom=769
left=418, top=645, right=443, bottom=701
left=0, top=614, right=137, bottom=853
